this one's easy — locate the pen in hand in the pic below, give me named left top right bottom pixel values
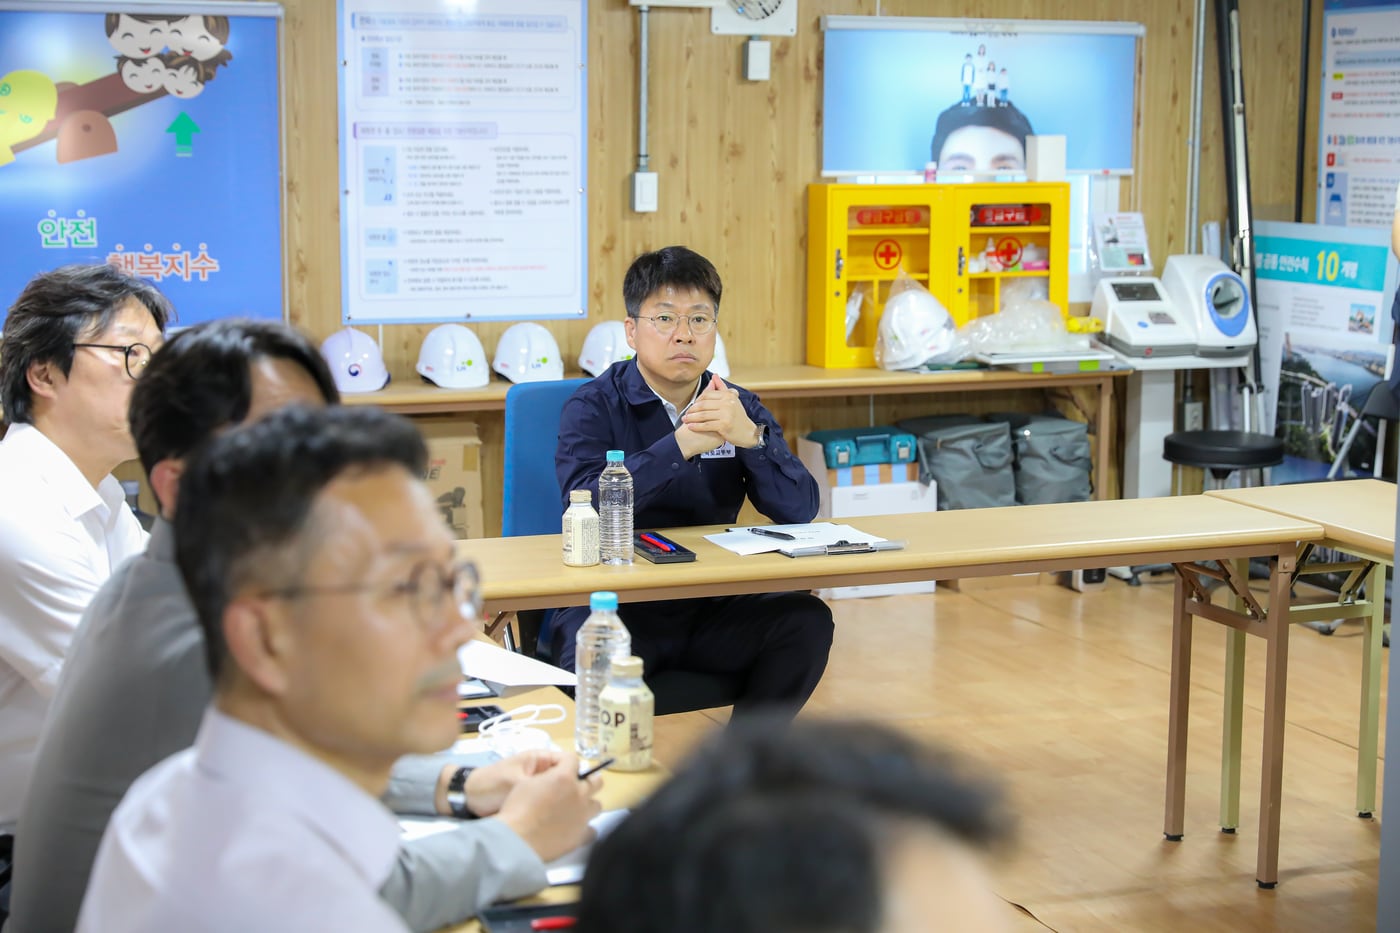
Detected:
left=747, top=527, right=796, bottom=541
left=578, top=757, right=615, bottom=780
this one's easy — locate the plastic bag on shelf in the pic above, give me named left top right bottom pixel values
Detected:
left=845, top=284, right=870, bottom=340
left=959, top=299, right=1077, bottom=355
left=998, top=276, right=1049, bottom=312
left=875, top=270, right=966, bottom=369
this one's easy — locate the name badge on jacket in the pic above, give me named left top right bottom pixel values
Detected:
left=701, top=442, right=736, bottom=459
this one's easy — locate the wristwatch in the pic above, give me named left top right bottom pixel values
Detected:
left=752, top=423, right=768, bottom=449
left=446, top=766, right=473, bottom=818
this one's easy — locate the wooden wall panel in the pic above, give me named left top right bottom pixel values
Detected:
left=248, top=0, right=1316, bottom=533
left=268, top=0, right=1317, bottom=370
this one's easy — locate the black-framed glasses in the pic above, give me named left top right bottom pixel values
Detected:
left=72, top=342, right=155, bottom=380
left=261, top=559, right=482, bottom=636
left=634, top=312, right=718, bottom=337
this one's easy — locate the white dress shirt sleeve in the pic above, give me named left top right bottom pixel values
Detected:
left=0, top=521, right=107, bottom=696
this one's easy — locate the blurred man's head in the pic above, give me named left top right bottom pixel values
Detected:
left=930, top=102, right=1035, bottom=174
left=578, top=716, right=1012, bottom=933
left=2, top=264, right=171, bottom=478
left=129, top=318, right=339, bottom=518
left=174, top=405, right=480, bottom=779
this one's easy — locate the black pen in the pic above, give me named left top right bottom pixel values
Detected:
left=578, top=757, right=615, bottom=780
left=747, top=527, right=796, bottom=541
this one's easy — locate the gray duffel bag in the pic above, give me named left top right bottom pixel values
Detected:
left=984, top=412, right=1092, bottom=504
left=896, top=415, right=1017, bottom=510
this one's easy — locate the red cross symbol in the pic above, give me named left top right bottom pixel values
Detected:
left=873, top=239, right=902, bottom=270
left=995, top=237, right=1023, bottom=267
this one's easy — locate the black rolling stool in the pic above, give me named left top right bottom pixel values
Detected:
left=1127, top=430, right=1286, bottom=585
left=1163, top=429, right=1285, bottom=490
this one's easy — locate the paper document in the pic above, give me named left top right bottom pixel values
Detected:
left=543, top=809, right=631, bottom=885
left=459, top=640, right=577, bottom=687
left=704, top=522, right=885, bottom=556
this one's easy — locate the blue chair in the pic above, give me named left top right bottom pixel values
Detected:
left=499, top=377, right=741, bottom=715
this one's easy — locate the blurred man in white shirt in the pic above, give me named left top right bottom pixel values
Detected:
left=77, top=405, right=601, bottom=931
left=0, top=264, right=170, bottom=913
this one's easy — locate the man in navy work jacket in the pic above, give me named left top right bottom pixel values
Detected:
left=555, top=246, right=833, bottom=714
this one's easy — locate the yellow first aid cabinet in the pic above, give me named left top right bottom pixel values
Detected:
left=806, top=182, right=1070, bottom=368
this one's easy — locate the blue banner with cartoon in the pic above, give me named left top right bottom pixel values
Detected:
left=0, top=8, right=280, bottom=326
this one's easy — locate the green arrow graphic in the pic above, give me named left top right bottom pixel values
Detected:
left=166, top=112, right=200, bottom=157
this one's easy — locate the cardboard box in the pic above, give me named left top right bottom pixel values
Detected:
left=798, top=436, right=938, bottom=600
left=826, top=462, right=917, bottom=488
left=418, top=418, right=484, bottom=540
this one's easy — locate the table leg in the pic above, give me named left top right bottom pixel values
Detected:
left=1220, top=627, right=1246, bottom=832
left=1256, top=554, right=1293, bottom=889
left=1094, top=375, right=1113, bottom=500
left=1357, top=561, right=1386, bottom=818
left=1166, top=567, right=1193, bottom=841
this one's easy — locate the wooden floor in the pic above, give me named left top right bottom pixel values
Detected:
left=653, top=575, right=1387, bottom=933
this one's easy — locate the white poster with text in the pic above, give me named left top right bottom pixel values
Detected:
left=337, top=0, right=585, bottom=323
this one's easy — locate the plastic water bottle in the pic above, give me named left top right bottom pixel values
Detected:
left=575, top=591, right=632, bottom=760
left=598, top=450, right=634, bottom=565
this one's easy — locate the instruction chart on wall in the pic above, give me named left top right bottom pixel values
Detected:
left=337, top=0, right=586, bottom=324
left=1316, top=0, right=1400, bottom=229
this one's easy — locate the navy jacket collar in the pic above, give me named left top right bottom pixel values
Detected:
left=616, top=357, right=712, bottom=409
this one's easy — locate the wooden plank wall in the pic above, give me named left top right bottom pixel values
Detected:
left=261, top=0, right=1318, bottom=533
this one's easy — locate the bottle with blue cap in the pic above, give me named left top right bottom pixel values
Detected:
left=598, top=449, right=633, bottom=565
left=574, top=590, right=632, bottom=760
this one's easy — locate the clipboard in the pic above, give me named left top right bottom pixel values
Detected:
left=781, top=539, right=907, bottom=558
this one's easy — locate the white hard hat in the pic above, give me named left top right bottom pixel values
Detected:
left=709, top=331, right=730, bottom=379
left=875, top=288, right=957, bottom=371
left=578, top=321, right=634, bottom=377
left=320, top=327, right=389, bottom=394
left=416, top=324, right=490, bottom=389
left=492, top=322, right=564, bottom=384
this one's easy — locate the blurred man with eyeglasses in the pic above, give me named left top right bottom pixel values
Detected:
left=556, top=246, right=832, bottom=716
left=0, top=264, right=170, bottom=911
left=12, top=321, right=600, bottom=933
left=76, top=403, right=601, bottom=931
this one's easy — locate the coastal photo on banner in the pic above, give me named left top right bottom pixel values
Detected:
left=821, top=19, right=1138, bottom=176
left=0, top=4, right=281, bottom=326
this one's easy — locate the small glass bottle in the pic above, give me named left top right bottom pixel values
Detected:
left=598, top=655, right=653, bottom=771
left=562, top=489, right=600, bottom=567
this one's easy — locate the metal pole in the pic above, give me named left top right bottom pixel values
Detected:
left=1187, top=0, right=1207, bottom=253
left=637, top=6, right=650, bottom=173
left=1294, top=0, right=1311, bottom=222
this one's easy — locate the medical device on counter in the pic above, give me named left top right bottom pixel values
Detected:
left=1159, top=254, right=1257, bottom=356
left=1093, top=277, right=1195, bottom=358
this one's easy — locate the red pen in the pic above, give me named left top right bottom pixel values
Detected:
left=530, top=918, right=577, bottom=931
left=638, top=532, right=673, bottom=552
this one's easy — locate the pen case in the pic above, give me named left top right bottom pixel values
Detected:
left=634, top=531, right=697, bottom=563
left=478, top=902, right=578, bottom=932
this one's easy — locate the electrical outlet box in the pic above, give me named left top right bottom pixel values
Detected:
left=631, top=171, right=658, bottom=213
left=1182, top=400, right=1205, bottom=432
left=744, top=38, right=771, bottom=81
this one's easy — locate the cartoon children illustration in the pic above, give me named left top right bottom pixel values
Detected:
left=0, top=70, right=58, bottom=166
left=105, top=13, right=169, bottom=59
left=117, top=54, right=166, bottom=95
left=982, top=62, right=997, bottom=108
left=162, top=54, right=205, bottom=99
left=960, top=53, right=975, bottom=106
left=998, top=67, right=1010, bottom=106
left=165, top=15, right=233, bottom=67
